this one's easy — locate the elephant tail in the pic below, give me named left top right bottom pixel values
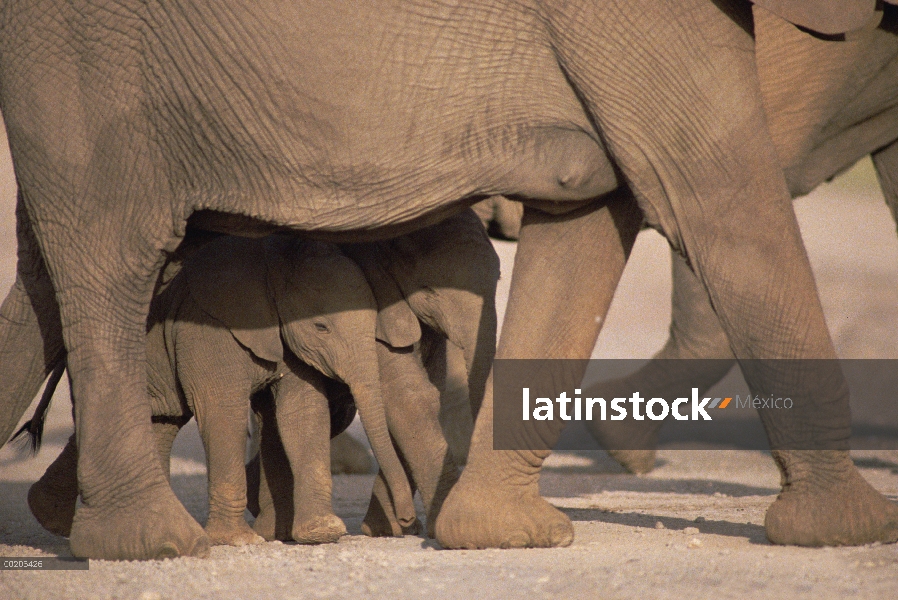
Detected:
left=9, top=359, right=66, bottom=454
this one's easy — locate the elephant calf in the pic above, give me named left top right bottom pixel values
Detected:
left=253, top=209, right=501, bottom=539
left=26, top=209, right=500, bottom=545
left=27, top=234, right=416, bottom=546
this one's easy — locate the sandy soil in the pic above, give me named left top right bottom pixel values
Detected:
left=1, top=124, right=897, bottom=598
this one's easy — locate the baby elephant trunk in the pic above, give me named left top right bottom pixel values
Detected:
left=346, top=376, right=417, bottom=528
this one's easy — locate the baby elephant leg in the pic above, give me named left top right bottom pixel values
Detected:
left=268, top=359, right=346, bottom=544
left=363, top=341, right=459, bottom=538
left=184, top=381, right=263, bottom=546
left=249, top=393, right=293, bottom=541
left=28, top=419, right=186, bottom=537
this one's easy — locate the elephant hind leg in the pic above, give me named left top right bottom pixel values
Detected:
left=29, top=214, right=209, bottom=559
left=587, top=249, right=737, bottom=473
left=766, top=450, right=898, bottom=546
left=28, top=419, right=189, bottom=538
left=28, top=434, right=79, bottom=537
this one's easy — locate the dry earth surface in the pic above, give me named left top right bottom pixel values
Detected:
left=1, top=120, right=898, bottom=598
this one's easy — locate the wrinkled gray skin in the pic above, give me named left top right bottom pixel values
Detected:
left=30, top=235, right=415, bottom=546
left=1, top=0, right=897, bottom=558
left=583, top=8, right=898, bottom=476
left=588, top=141, right=898, bottom=475
left=474, top=7, right=898, bottom=481
left=249, top=210, right=500, bottom=540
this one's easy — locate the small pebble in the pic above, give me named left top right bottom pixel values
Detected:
left=683, top=527, right=700, bottom=535
left=654, top=521, right=665, bottom=530
left=687, top=538, right=703, bottom=549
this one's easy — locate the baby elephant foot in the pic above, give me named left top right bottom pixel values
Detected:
left=292, top=514, right=347, bottom=544
left=205, top=517, right=265, bottom=547
left=361, top=501, right=422, bottom=538
left=28, top=477, right=78, bottom=537
left=252, top=506, right=300, bottom=542
left=361, top=488, right=422, bottom=537
left=765, top=450, right=898, bottom=546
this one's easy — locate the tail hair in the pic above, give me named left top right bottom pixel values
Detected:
left=10, top=360, right=66, bottom=455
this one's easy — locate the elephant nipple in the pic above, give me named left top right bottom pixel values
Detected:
left=500, top=127, right=619, bottom=202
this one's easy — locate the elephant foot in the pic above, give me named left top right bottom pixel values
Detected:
left=205, top=516, right=265, bottom=547
left=435, top=466, right=573, bottom=549
left=361, top=493, right=423, bottom=538
left=329, top=432, right=373, bottom=475
left=251, top=507, right=280, bottom=541
left=606, top=449, right=657, bottom=474
left=69, top=484, right=210, bottom=560
left=586, top=418, right=660, bottom=474
left=292, top=514, right=347, bottom=544
left=765, top=450, right=898, bottom=546
left=27, top=475, right=78, bottom=538
left=361, top=473, right=423, bottom=537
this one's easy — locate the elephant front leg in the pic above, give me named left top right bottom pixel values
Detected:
left=271, top=360, right=346, bottom=544
left=436, top=193, right=643, bottom=549
left=184, top=374, right=263, bottom=547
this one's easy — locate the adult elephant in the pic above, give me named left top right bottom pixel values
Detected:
left=472, top=7, right=898, bottom=476
left=0, top=0, right=896, bottom=559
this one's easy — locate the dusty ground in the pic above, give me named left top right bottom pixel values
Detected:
left=1, top=122, right=898, bottom=598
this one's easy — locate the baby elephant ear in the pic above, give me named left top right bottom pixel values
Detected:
left=184, top=236, right=284, bottom=363
left=342, top=244, right=421, bottom=349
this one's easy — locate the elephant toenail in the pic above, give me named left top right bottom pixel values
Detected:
left=188, top=536, right=212, bottom=558
left=154, top=542, right=180, bottom=560
left=550, top=523, right=574, bottom=547
left=500, top=531, right=531, bottom=548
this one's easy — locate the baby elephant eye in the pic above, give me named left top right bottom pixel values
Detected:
left=314, top=322, right=331, bottom=333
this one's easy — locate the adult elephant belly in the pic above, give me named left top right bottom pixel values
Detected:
left=148, top=0, right=619, bottom=235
